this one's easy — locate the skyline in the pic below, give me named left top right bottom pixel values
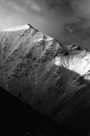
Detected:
left=0, top=0, right=90, bottom=49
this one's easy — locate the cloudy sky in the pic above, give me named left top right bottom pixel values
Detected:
left=0, top=0, right=90, bottom=49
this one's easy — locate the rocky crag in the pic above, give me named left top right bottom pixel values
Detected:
left=0, top=24, right=90, bottom=136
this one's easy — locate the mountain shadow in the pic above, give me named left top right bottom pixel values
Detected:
left=0, top=86, right=76, bottom=136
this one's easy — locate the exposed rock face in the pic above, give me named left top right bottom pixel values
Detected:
left=0, top=24, right=90, bottom=135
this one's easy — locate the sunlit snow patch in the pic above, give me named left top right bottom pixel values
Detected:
left=54, top=53, right=90, bottom=80
left=55, top=57, right=61, bottom=66
left=1, top=24, right=30, bottom=32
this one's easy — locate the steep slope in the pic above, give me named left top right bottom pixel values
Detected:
left=0, top=24, right=90, bottom=135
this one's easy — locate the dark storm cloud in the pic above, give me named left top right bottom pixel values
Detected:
left=44, top=0, right=75, bottom=16
left=43, top=0, right=90, bottom=48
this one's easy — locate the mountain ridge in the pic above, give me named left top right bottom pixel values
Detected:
left=0, top=24, right=90, bottom=136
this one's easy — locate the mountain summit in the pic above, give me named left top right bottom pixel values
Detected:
left=0, top=24, right=90, bottom=136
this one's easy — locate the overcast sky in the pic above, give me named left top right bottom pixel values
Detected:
left=1, top=0, right=90, bottom=49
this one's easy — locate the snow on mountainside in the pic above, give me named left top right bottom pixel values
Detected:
left=0, top=24, right=90, bottom=136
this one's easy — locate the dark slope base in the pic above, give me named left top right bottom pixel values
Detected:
left=0, top=87, right=75, bottom=136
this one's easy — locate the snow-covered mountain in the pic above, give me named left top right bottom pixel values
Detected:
left=0, top=24, right=90, bottom=136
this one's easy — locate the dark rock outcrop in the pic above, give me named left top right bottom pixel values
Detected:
left=0, top=24, right=90, bottom=135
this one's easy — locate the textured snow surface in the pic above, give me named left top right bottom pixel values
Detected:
left=54, top=52, right=90, bottom=80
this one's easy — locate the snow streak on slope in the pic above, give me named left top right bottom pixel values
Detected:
left=1, top=24, right=30, bottom=32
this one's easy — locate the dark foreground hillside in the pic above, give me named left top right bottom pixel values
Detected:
left=0, top=87, right=75, bottom=136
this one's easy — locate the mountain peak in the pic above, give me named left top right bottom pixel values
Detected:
left=0, top=24, right=90, bottom=135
